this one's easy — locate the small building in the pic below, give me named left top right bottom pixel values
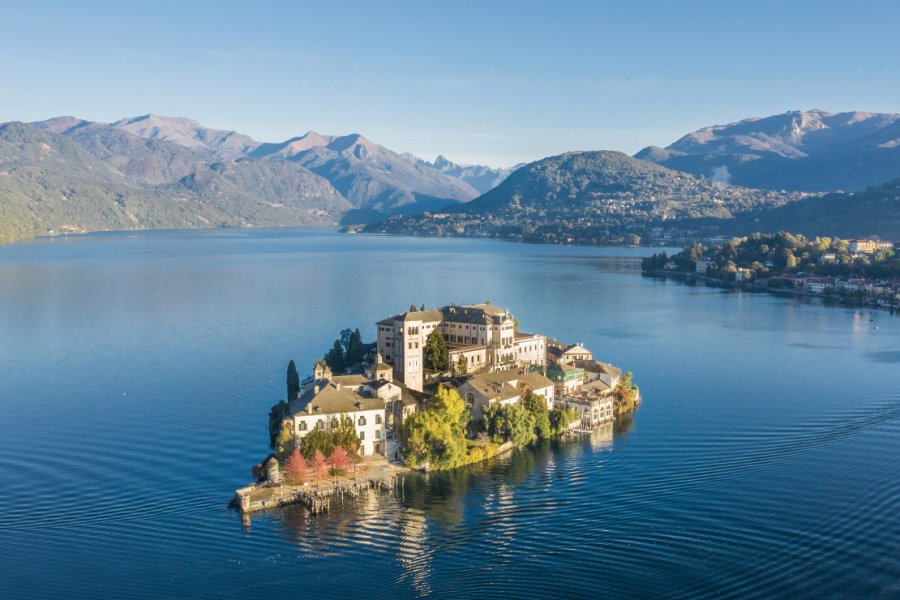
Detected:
left=546, top=363, right=586, bottom=396
left=562, top=395, right=614, bottom=428
left=458, top=370, right=555, bottom=422
left=547, top=341, right=593, bottom=365
left=574, top=359, right=622, bottom=389
left=696, top=258, right=712, bottom=274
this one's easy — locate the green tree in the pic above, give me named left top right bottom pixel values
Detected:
left=424, top=328, right=449, bottom=372
left=274, top=421, right=297, bottom=460
left=286, top=360, right=300, bottom=401
left=345, top=328, right=364, bottom=366
left=409, top=304, right=417, bottom=312
left=268, top=400, right=290, bottom=449
left=613, top=372, right=639, bottom=415
left=523, top=391, right=551, bottom=439
left=401, top=385, right=469, bottom=469
left=332, top=414, right=361, bottom=454
left=455, top=354, right=468, bottom=376
left=324, top=339, right=345, bottom=372
left=503, top=404, right=536, bottom=446
left=549, top=408, right=570, bottom=434
left=299, top=428, right=335, bottom=459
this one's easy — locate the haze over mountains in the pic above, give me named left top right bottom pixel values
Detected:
left=636, top=109, right=900, bottom=192
left=361, top=151, right=811, bottom=244
left=0, top=114, right=497, bottom=242
left=1, top=109, right=899, bottom=244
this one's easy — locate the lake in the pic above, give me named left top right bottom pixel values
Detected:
left=0, top=228, right=897, bottom=598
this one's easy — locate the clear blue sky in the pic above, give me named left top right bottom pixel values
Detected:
left=2, top=0, right=898, bottom=166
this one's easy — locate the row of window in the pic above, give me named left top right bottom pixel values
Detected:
left=296, top=413, right=383, bottom=431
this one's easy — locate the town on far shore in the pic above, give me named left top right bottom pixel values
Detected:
left=234, top=302, right=639, bottom=514
left=644, top=233, right=900, bottom=310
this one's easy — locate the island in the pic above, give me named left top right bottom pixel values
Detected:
left=233, top=302, right=639, bottom=514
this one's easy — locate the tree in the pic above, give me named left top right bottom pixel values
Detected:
left=485, top=403, right=535, bottom=446
left=549, top=408, right=569, bottom=435
left=329, top=446, right=350, bottom=476
left=503, top=404, right=536, bottom=446
left=613, top=372, right=639, bottom=415
left=299, top=428, right=334, bottom=459
left=324, top=339, right=345, bottom=372
left=284, top=449, right=309, bottom=485
left=409, top=304, right=417, bottom=312
left=424, top=328, right=449, bottom=372
left=345, top=328, right=364, bottom=366
left=401, top=385, right=469, bottom=470
left=332, top=414, right=361, bottom=454
left=286, top=360, right=300, bottom=401
left=268, top=400, right=290, bottom=449
left=455, top=354, right=468, bottom=376
left=311, top=450, right=329, bottom=485
left=274, top=421, right=296, bottom=460
left=523, top=391, right=551, bottom=439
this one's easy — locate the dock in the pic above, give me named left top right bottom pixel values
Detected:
left=233, top=455, right=408, bottom=515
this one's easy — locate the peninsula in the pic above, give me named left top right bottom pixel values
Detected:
left=234, top=302, right=639, bottom=514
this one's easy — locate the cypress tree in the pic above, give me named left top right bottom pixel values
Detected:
left=287, top=360, right=300, bottom=401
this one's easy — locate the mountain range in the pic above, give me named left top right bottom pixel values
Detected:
left=360, top=151, right=811, bottom=244
left=0, top=114, right=507, bottom=243
left=635, top=109, right=900, bottom=192
left=2, top=109, right=899, bottom=245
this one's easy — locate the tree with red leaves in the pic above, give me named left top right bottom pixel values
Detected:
left=283, top=449, right=309, bottom=485
left=312, top=450, right=329, bottom=485
left=330, top=446, right=350, bottom=476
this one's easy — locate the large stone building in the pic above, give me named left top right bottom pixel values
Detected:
left=376, top=303, right=546, bottom=391
left=286, top=357, right=425, bottom=458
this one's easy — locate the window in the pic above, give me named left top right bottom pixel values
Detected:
left=316, top=419, right=324, bottom=429
left=375, top=430, right=381, bottom=439
left=331, top=418, right=338, bottom=428
left=358, top=416, right=367, bottom=426
left=375, top=414, right=382, bottom=424
left=299, top=421, right=307, bottom=431
left=359, top=430, right=365, bottom=440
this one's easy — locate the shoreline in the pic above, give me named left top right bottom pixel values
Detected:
left=232, top=415, right=628, bottom=516
left=643, top=269, right=900, bottom=313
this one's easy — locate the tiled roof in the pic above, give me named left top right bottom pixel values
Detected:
left=331, top=374, right=370, bottom=387
left=290, top=382, right=383, bottom=416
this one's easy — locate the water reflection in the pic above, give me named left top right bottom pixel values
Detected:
left=247, top=422, right=632, bottom=590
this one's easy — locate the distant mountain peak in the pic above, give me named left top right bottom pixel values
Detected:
left=637, top=108, right=900, bottom=192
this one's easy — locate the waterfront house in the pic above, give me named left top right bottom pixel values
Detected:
left=562, top=394, right=614, bottom=428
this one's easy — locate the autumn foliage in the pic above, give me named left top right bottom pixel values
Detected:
left=283, top=449, right=309, bottom=485
left=312, top=450, right=329, bottom=483
left=329, top=446, right=350, bottom=475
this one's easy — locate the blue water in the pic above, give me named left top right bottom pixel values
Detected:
left=0, top=228, right=897, bottom=598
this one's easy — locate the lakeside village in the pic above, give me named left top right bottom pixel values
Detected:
left=234, top=302, right=639, bottom=514
left=643, top=233, right=900, bottom=311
